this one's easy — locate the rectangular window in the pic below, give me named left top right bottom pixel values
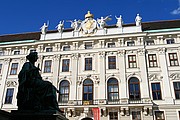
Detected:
left=169, top=53, right=179, bottom=66
left=128, top=55, right=137, bottom=68
left=62, top=59, right=70, bottom=72
left=46, top=47, right=53, bottom=52
left=10, top=63, right=18, bottom=75
left=14, top=50, right=20, bottom=55
left=148, top=54, right=158, bottom=67
left=132, top=111, right=141, bottom=120
left=85, top=58, right=92, bottom=70
left=151, top=83, right=162, bottom=100
left=173, top=82, right=180, bottom=99
left=0, top=64, right=2, bottom=74
left=109, top=112, right=118, bottom=120
left=146, top=40, right=155, bottom=45
left=108, top=43, right=115, bottom=48
left=155, top=111, right=165, bottom=120
left=5, top=88, right=14, bottom=104
left=30, top=49, right=36, bottom=53
left=108, top=56, right=116, bottom=69
left=85, top=42, right=93, bottom=49
left=44, top=60, right=52, bottom=73
left=0, top=51, right=4, bottom=56
left=166, top=39, right=175, bottom=44
left=127, top=41, right=135, bottom=46
left=63, top=46, right=70, bottom=51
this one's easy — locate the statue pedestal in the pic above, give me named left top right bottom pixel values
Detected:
left=11, top=110, right=68, bottom=120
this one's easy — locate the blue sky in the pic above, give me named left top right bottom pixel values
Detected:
left=0, top=0, right=180, bottom=35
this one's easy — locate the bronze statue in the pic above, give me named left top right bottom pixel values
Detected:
left=17, top=52, right=60, bottom=112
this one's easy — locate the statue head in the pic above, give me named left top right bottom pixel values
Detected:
left=26, top=52, right=38, bottom=63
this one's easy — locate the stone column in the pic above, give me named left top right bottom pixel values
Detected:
left=137, top=48, right=150, bottom=98
left=0, top=58, right=11, bottom=108
left=98, top=51, right=106, bottom=99
left=158, top=47, right=173, bottom=103
left=70, top=53, right=79, bottom=100
left=157, top=36, right=164, bottom=44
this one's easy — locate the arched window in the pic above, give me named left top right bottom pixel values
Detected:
left=129, top=77, right=141, bottom=99
left=83, top=79, right=93, bottom=102
left=59, top=80, right=69, bottom=103
left=107, top=78, right=119, bottom=101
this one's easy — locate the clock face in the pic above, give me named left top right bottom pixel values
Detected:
left=81, top=18, right=97, bottom=35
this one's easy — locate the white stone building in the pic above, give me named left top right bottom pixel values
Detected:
left=0, top=11, right=180, bottom=120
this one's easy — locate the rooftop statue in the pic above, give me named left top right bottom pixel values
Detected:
left=56, top=20, right=64, bottom=33
left=67, top=19, right=82, bottom=31
left=97, top=15, right=112, bottom=29
left=40, top=22, right=48, bottom=34
left=135, top=14, right=142, bottom=26
left=115, top=15, right=123, bottom=28
left=17, top=52, right=61, bottom=112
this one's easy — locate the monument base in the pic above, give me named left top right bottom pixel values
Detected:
left=11, top=110, right=68, bottom=120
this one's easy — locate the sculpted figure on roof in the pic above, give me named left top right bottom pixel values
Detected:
left=56, top=20, right=64, bottom=33
left=115, top=15, right=123, bottom=28
left=97, top=15, right=112, bottom=29
left=40, top=22, right=48, bottom=34
left=67, top=19, right=82, bottom=31
left=135, top=14, right=142, bottom=26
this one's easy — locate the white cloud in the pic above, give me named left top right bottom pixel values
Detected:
left=171, top=7, right=180, bottom=15
left=171, top=0, right=180, bottom=15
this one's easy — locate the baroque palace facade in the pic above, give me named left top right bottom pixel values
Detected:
left=0, top=11, right=180, bottom=120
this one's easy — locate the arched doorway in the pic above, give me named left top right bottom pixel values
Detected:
left=81, top=118, right=93, bottom=120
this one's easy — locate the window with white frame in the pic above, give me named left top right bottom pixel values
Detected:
left=14, top=50, right=20, bottom=55
left=129, top=77, right=141, bottom=99
left=62, top=59, right=70, bottom=72
left=30, top=49, right=36, bottom=53
left=173, top=82, right=180, bottom=99
left=63, top=46, right=70, bottom=51
left=10, top=63, right=18, bottom=75
left=108, top=56, right=116, bottom=69
left=109, top=112, right=118, bottom=120
left=0, top=63, right=2, bottom=74
left=148, top=54, right=158, bottom=67
left=155, top=111, right=165, bottom=120
left=0, top=51, right=4, bottom=56
left=44, top=60, right=52, bottom=73
left=59, top=80, right=69, bottom=103
left=128, top=55, right=137, bottom=68
left=146, top=40, right=155, bottom=45
left=132, top=111, right=141, bottom=120
left=4, top=88, right=14, bottom=104
left=151, top=83, right=162, bottom=100
left=85, top=42, right=93, bottom=49
left=46, top=47, right=53, bottom=52
left=107, top=78, right=119, bottom=101
left=168, top=53, right=179, bottom=66
left=108, top=42, right=115, bottom=48
left=85, top=58, right=92, bottom=70
left=166, top=38, right=175, bottom=44
left=127, top=41, right=135, bottom=46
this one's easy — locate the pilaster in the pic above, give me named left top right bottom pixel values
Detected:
left=158, top=47, right=173, bottom=103
left=98, top=51, right=106, bottom=99
left=117, top=50, right=127, bottom=99
left=52, top=54, right=61, bottom=87
left=137, top=48, right=150, bottom=98
left=70, top=53, right=79, bottom=100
